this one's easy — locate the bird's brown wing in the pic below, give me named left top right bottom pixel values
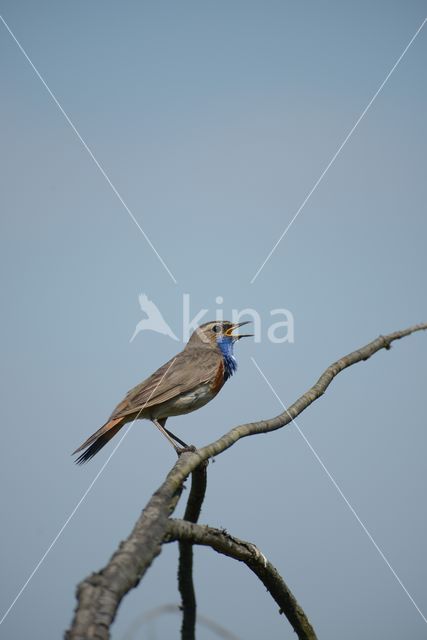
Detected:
left=109, top=347, right=222, bottom=419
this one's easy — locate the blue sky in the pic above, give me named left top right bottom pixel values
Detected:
left=1, top=2, right=426, bottom=638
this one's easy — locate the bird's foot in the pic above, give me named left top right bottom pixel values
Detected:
left=177, top=444, right=197, bottom=455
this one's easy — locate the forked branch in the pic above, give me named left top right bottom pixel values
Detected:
left=66, top=322, right=427, bottom=639
left=178, top=460, right=208, bottom=640
left=167, top=519, right=318, bottom=640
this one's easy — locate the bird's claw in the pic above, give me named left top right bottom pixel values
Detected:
left=177, top=444, right=197, bottom=455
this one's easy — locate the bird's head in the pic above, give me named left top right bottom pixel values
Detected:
left=187, top=320, right=253, bottom=350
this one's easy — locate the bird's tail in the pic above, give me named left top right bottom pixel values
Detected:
left=72, top=417, right=125, bottom=464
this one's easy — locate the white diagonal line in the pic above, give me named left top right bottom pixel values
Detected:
left=0, top=14, right=177, bottom=285
left=250, top=16, right=427, bottom=284
left=251, top=356, right=427, bottom=625
left=0, top=424, right=132, bottom=627
left=0, top=357, right=177, bottom=626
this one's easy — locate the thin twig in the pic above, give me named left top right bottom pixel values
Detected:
left=178, top=461, right=208, bottom=640
left=121, top=603, right=242, bottom=640
left=167, top=520, right=318, bottom=640
left=66, top=322, right=427, bottom=639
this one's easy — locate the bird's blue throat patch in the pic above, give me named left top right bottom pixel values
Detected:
left=216, top=336, right=238, bottom=381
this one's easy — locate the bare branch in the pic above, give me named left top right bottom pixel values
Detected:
left=166, top=519, right=318, bottom=640
left=178, top=461, right=208, bottom=640
left=66, top=322, right=427, bottom=639
left=65, top=460, right=189, bottom=639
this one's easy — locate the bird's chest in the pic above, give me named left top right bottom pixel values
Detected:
left=216, top=341, right=237, bottom=383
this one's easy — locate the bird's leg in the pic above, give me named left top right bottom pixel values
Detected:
left=152, top=419, right=186, bottom=454
left=163, top=426, right=189, bottom=449
left=162, top=424, right=197, bottom=453
left=158, top=417, right=189, bottom=448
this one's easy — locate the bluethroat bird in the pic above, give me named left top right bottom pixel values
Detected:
left=73, top=320, right=252, bottom=463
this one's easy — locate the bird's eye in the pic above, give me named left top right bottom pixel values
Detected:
left=212, top=324, right=221, bottom=333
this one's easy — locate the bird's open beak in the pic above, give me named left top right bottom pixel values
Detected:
left=225, top=321, right=253, bottom=339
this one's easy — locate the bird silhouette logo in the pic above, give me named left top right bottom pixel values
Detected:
left=130, top=294, right=179, bottom=343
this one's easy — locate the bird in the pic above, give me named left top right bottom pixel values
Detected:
left=73, top=320, right=252, bottom=463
